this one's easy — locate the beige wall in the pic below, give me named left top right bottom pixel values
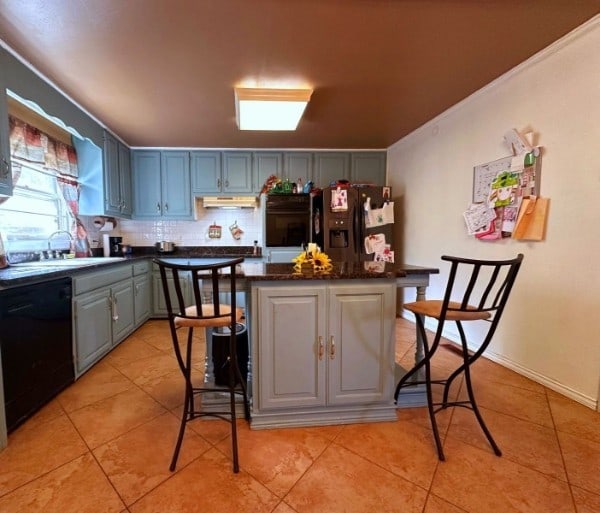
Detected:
left=387, top=17, right=600, bottom=408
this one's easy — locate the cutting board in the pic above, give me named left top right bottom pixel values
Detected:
left=512, top=196, right=549, bottom=241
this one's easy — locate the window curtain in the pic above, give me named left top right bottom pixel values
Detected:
left=6, top=115, right=91, bottom=255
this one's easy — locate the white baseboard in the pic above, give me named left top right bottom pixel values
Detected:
left=399, top=313, right=598, bottom=410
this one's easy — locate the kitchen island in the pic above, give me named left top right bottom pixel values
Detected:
left=237, top=261, right=438, bottom=429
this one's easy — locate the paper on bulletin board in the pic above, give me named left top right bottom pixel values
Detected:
left=463, top=203, right=496, bottom=234
left=472, top=155, right=513, bottom=203
left=473, top=152, right=542, bottom=204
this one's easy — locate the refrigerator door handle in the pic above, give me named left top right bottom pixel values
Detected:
left=353, top=201, right=361, bottom=256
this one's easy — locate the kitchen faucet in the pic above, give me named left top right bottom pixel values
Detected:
left=47, top=230, right=74, bottom=258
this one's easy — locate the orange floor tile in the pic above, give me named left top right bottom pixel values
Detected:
left=1, top=318, right=599, bottom=513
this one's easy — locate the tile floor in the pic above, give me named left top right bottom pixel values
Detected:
left=1, top=318, right=599, bottom=513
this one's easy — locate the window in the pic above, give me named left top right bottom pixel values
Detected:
left=0, top=158, right=75, bottom=254
left=0, top=109, right=84, bottom=259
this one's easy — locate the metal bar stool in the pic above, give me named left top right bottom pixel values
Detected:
left=395, top=254, right=524, bottom=461
left=154, top=257, right=250, bottom=473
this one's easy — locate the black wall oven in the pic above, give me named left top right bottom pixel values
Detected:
left=265, top=194, right=311, bottom=247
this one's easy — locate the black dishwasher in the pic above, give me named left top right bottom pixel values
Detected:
left=0, top=277, right=74, bottom=432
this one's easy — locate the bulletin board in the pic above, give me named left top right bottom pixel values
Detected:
left=472, top=154, right=541, bottom=204
left=465, top=151, right=543, bottom=240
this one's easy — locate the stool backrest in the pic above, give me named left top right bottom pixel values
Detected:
left=153, top=257, right=245, bottom=324
left=440, top=254, right=524, bottom=326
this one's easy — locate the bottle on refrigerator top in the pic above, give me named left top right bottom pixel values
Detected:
left=297, top=178, right=303, bottom=194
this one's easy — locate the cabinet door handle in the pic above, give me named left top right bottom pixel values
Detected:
left=217, top=178, right=221, bottom=188
left=225, top=180, right=229, bottom=188
left=318, top=336, right=324, bottom=360
left=329, top=335, right=336, bottom=359
left=156, top=202, right=161, bottom=213
left=111, top=295, right=119, bottom=321
left=164, top=202, right=168, bottom=212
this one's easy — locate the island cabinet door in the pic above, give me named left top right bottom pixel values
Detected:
left=327, top=283, right=396, bottom=405
left=257, top=285, right=327, bottom=410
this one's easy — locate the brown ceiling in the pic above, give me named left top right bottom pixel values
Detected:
left=0, top=0, right=598, bottom=149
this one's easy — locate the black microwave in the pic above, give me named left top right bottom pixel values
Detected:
left=265, top=194, right=311, bottom=247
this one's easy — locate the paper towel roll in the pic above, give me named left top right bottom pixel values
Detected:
left=100, top=221, right=115, bottom=232
left=103, top=234, right=111, bottom=257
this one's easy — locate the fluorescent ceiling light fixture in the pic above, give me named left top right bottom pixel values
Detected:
left=234, top=87, right=312, bottom=130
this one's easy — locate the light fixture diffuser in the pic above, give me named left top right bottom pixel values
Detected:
left=234, top=87, right=312, bottom=131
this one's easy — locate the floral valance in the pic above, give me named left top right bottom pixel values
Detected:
left=9, top=115, right=78, bottom=178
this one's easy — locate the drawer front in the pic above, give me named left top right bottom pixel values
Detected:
left=73, top=265, right=132, bottom=295
left=133, top=260, right=150, bottom=276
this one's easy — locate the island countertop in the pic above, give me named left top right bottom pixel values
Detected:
left=0, top=253, right=439, bottom=288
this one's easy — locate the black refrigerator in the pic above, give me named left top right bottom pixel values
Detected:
left=314, top=186, right=394, bottom=262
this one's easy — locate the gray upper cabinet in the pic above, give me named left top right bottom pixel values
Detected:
left=254, top=152, right=313, bottom=193
left=0, top=80, right=13, bottom=197
left=223, top=151, right=253, bottom=194
left=118, top=142, right=132, bottom=216
left=253, top=152, right=282, bottom=192
left=192, top=151, right=253, bottom=195
left=350, top=152, right=386, bottom=186
left=313, top=152, right=350, bottom=188
left=132, top=150, right=192, bottom=219
left=191, top=151, right=221, bottom=193
left=284, top=153, right=313, bottom=188
left=161, top=151, right=192, bottom=217
left=103, top=131, right=132, bottom=217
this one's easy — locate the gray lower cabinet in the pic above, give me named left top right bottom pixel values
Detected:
left=73, top=264, right=137, bottom=376
left=250, top=280, right=396, bottom=428
left=152, top=264, right=191, bottom=317
left=133, top=261, right=151, bottom=326
left=73, top=288, right=112, bottom=376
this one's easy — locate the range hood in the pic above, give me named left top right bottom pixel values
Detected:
left=202, top=196, right=257, bottom=208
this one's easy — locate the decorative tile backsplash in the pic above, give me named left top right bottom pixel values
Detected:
left=82, top=199, right=264, bottom=250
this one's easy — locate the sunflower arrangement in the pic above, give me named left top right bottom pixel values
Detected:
left=293, top=248, right=333, bottom=273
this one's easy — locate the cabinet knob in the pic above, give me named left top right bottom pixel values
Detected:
left=318, top=336, right=324, bottom=360
left=164, top=203, right=168, bottom=212
left=329, top=335, right=336, bottom=359
left=156, top=202, right=161, bottom=213
left=217, top=178, right=221, bottom=188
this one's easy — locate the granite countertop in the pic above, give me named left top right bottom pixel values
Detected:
left=240, top=261, right=398, bottom=281
left=0, top=246, right=438, bottom=288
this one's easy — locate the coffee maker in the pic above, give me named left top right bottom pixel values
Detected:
left=108, top=236, right=122, bottom=256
